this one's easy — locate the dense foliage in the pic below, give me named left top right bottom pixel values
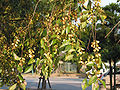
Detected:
left=0, top=0, right=116, bottom=90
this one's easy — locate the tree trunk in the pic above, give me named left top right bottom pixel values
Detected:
left=77, top=63, right=82, bottom=73
left=77, top=65, right=80, bottom=73
left=42, top=76, right=46, bottom=89
left=114, top=59, right=116, bottom=90
left=109, top=59, right=112, bottom=90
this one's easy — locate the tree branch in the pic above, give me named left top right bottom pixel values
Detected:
left=21, top=0, right=41, bottom=31
left=105, top=21, right=120, bottom=38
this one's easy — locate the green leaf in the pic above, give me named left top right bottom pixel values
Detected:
left=0, top=82, right=3, bottom=87
left=18, top=74, right=24, bottom=82
left=65, top=45, right=72, bottom=51
left=98, top=78, right=106, bottom=88
left=9, top=83, right=17, bottom=90
left=17, top=65, right=23, bottom=73
left=80, top=40, right=86, bottom=48
left=41, top=39, right=45, bottom=49
left=27, top=42, right=29, bottom=46
left=81, top=84, right=85, bottom=90
left=10, top=18, right=23, bottom=21
left=82, top=78, right=88, bottom=90
left=68, top=49, right=75, bottom=53
left=13, top=52, right=21, bottom=60
left=60, top=40, right=71, bottom=48
left=44, top=53, right=50, bottom=60
left=28, top=59, right=35, bottom=65
left=51, top=35, right=57, bottom=38
left=81, top=22, right=87, bottom=28
left=0, top=68, right=2, bottom=73
left=34, top=0, right=36, bottom=2
left=20, top=83, right=26, bottom=90
left=40, top=49, right=44, bottom=55
left=65, top=54, right=74, bottom=60
left=80, top=15, right=88, bottom=22
left=82, top=11, right=89, bottom=14
left=24, top=64, right=33, bottom=73
left=99, top=58, right=102, bottom=66
left=66, top=26, right=70, bottom=35
left=76, top=41, right=80, bottom=49
left=45, top=66, right=48, bottom=71
left=44, top=53, right=52, bottom=64
left=78, top=6, right=82, bottom=12
left=88, top=75, right=97, bottom=85
left=56, top=19, right=61, bottom=24
left=82, top=78, right=87, bottom=84
left=42, top=30, right=47, bottom=37
left=62, top=29, right=65, bottom=35
left=36, top=58, right=40, bottom=66
left=100, top=15, right=107, bottom=22
left=86, top=62, right=94, bottom=66
left=50, top=39, right=57, bottom=46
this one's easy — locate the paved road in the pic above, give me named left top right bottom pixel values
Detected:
left=25, top=77, right=92, bottom=90
left=0, top=77, right=92, bottom=90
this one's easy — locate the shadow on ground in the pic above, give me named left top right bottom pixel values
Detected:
left=26, top=82, right=91, bottom=90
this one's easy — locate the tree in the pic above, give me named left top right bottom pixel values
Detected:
left=96, top=3, right=120, bottom=90
left=0, top=0, right=107, bottom=90
left=0, top=0, right=34, bottom=89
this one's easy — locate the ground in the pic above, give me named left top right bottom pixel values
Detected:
left=23, top=73, right=91, bottom=90
left=0, top=73, right=120, bottom=90
left=100, top=74, right=120, bottom=90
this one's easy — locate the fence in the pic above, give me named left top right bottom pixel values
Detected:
left=59, top=62, right=77, bottom=73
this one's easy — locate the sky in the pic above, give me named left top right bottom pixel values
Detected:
left=100, top=0, right=117, bottom=7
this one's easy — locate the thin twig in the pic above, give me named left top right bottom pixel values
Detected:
left=86, top=33, right=92, bottom=52
left=94, top=18, right=97, bottom=41
left=21, top=0, right=41, bottom=31
left=47, top=3, right=56, bottom=52
left=27, top=0, right=41, bottom=29
left=92, top=23, right=95, bottom=40
left=21, top=0, right=41, bottom=56
left=105, top=21, right=120, bottom=38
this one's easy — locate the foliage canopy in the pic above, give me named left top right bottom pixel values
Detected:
left=0, top=0, right=114, bottom=90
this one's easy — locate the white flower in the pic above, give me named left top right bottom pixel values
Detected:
left=98, top=47, right=101, bottom=49
left=29, top=54, right=32, bottom=58
left=93, top=59, right=95, bottom=61
left=15, top=44, right=17, bottom=47
left=79, top=52, right=82, bottom=55
left=80, top=57, right=82, bottom=60
left=12, top=43, right=14, bottom=45
left=81, top=48, right=85, bottom=50
left=17, top=39, right=20, bottom=42
left=96, top=40, right=100, bottom=43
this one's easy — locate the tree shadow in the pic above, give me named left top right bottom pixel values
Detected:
left=26, top=82, right=92, bottom=90
left=0, top=81, right=92, bottom=90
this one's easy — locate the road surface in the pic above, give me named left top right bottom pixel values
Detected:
left=0, top=77, right=92, bottom=90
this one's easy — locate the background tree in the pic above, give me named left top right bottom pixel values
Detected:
left=96, top=3, right=120, bottom=90
left=0, top=0, right=34, bottom=89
